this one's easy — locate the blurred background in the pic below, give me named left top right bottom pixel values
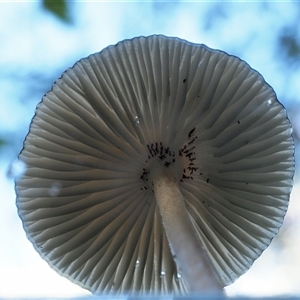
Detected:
left=0, top=1, right=299, bottom=298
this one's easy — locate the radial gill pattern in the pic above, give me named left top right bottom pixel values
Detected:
left=16, top=35, right=294, bottom=295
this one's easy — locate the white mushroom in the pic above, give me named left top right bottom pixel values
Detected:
left=15, top=35, right=294, bottom=296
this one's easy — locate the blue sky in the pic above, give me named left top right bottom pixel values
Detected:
left=0, top=1, right=299, bottom=297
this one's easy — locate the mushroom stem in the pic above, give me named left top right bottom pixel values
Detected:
left=153, top=170, right=224, bottom=294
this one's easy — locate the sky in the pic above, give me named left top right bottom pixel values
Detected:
left=0, top=1, right=300, bottom=298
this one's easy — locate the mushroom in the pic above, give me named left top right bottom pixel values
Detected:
left=15, top=35, right=294, bottom=296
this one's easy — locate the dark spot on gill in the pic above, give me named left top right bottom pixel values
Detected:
left=186, top=152, right=193, bottom=158
left=188, top=127, right=196, bottom=138
left=188, top=137, right=197, bottom=145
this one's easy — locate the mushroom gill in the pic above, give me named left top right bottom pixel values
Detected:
left=15, top=35, right=294, bottom=296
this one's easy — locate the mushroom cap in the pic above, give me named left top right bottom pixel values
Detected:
left=15, top=35, right=294, bottom=295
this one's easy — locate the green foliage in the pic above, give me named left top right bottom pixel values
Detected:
left=42, top=0, right=71, bottom=23
left=0, top=138, right=5, bottom=150
left=278, top=25, right=300, bottom=68
left=280, top=34, right=300, bottom=60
